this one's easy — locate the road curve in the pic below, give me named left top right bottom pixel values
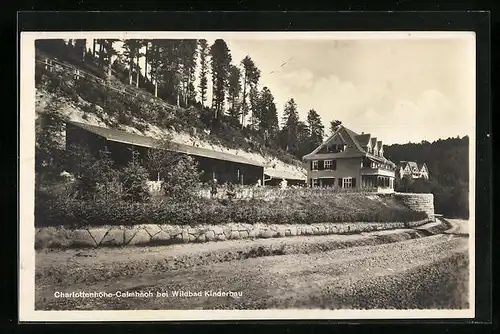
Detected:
left=36, top=231, right=469, bottom=311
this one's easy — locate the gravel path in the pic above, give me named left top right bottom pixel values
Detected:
left=35, top=232, right=469, bottom=310
left=35, top=226, right=430, bottom=286
left=443, top=219, right=470, bottom=235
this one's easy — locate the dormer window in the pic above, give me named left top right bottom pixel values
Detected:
left=326, top=144, right=346, bottom=153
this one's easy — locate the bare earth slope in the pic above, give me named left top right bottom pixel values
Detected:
left=35, top=88, right=307, bottom=180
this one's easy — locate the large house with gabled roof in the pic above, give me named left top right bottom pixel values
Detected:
left=398, top=161, right=429, bottom=180
left=302, top=125, right=396, bottom=193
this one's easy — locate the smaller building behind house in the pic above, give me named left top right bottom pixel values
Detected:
left=397, top=161, right=430, bottom=180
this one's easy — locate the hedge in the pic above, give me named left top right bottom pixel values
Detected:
left=35, top=192, right=428, bottom=228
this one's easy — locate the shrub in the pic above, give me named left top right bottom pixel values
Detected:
left=35, top=191, right=428, bottom=228
left=162, top=155, right=201, bottom=200
left=120, top=156, right=151, bottom=202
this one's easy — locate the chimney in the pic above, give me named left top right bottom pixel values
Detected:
left=361, top=132, right=364, bottom=134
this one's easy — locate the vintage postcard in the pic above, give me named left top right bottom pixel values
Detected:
left=19, top=31, right=476, bottom=321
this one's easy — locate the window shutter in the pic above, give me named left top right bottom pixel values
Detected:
left=352, top=178, right=357, bottom=188
left=318, top=160, right=324, bottom=170
left=338, top=178, right=343, bottom=187
left=332, top=160, right=337, bottom=170
left=310, top=161, right=313, bottom=170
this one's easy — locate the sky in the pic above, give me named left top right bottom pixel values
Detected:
left=86, top=35, right=475, bottom=145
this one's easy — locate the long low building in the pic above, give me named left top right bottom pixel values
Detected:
left=65, top=121, right=306, bottom=186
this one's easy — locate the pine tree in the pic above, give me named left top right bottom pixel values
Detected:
left=198, top=39, right=209, bottom=107
left=240, top=56, right=261, bottom=128
left=123, top=39, right=142, bottom=86
left=210, top=39, right=232, bottom=118
left=257, top=87, right=279, bottom=145
left=296, top=121, right=311, bottom=158
left=142, top=40, right=149, bottom=82
left=120, top=150, right=151, bottom=202
left=179, top=39, right=198, bottom=107
left=307, top=109, right=325, bottom=151
left=281, top=98, right=300, bottom=153
left=74, top=39, right=86, bottom=62
left=248, top=86, right=261, bottom=132
left=101, top=39, right=118, bottom=77
left=148, top=40, right=163, bottom=97
left=158, top=39, right=183, bottom=106
left=227, top=64, right=242, bottom=125
left=329, top=120, right=342, bottom=135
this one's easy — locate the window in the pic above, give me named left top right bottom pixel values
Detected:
left=343, top=177, right=353, bottom=188
left=312, top=160, right=318, bottom=171
left=324, top=160, right=332, bottom=170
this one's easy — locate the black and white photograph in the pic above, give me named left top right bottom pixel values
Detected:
left=19, top=31, right=475, bottom=321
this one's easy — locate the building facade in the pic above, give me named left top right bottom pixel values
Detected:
left=302, top=125, right=396, bottom=193
left=398, top=161, right=430, bottom=180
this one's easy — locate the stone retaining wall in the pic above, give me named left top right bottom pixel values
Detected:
left=35, top=219, right=431, bottom=249
left=393, top=193, right=435, bottom=220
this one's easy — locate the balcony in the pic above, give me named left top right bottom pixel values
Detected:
left=361, top=167, right=395, bottom=177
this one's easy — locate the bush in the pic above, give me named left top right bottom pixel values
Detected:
left=120, top=157, right=151, bottom=202
left=35, top=192, right=428, bottom=228
left=162, top=155, right=201, bottom=200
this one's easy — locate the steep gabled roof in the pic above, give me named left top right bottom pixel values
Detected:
left=417, top=163, right=428, bottom=171
left=370, top=137, right=377, bottom=149
left=377, top=141, right=383, bottom=151
left=66, top=121, right=263, bottom=167
left=407, top=161, right=418, bottom=170
left=355, top=133, right=371, bottom=147
left=302, top=125, right=395, bottom=168
left=303, top=125, right=364, bottom=160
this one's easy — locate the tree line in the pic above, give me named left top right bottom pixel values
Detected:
left=384, top=136, right=470, bottom=219
left=36, top=38, right=343, bottom=160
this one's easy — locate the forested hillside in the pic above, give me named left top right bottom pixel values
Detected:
left=384, top=136, right=470, bottom=219
left=35, top=38, right=331, bottom=166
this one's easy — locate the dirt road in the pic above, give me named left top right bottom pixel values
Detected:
left=35, top=220, right=470, bottom=310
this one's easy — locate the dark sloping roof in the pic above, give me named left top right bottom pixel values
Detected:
left=343, top=127, right=365, bottom=152
left=355, top=133, right=371, bottom=147
left=302, top=125, right=396, bottom=167
left=377, top=140, right=382, bottom=151
left=366, top=153, right=396, bottom=167
left=67, top=121, right=263, bottom=167
left=417, top=163, right=427, bottom=171
left=407, top=161, right=419, bottom=170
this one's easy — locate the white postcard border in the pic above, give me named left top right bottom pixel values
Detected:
left=19, top=31, right=476, bottom=322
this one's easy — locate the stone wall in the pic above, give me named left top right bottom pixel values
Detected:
left=393, top=192, right=435, bottom=220
left=35, top=219, right=431, bottom=249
